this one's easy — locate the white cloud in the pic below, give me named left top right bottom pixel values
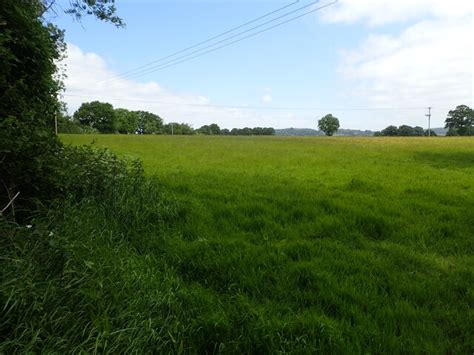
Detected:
left=322, top=0, right=473, bottom=26
left=61, top=43, right=300, bottom=129
left=321, top=0, right=474, bottom=128
left=261, top=94, right=273, bottom=103
left=341, top=20, right=473, bottom=105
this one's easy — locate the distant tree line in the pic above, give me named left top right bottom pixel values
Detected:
left=60, top=101, right=275, bottom=135
left=275, top=128, right=375, bottom=136
left=61, top=101, right=472, bottom=137
left=373, top=105, right=473, bottom=137
left=374, top=125, right=434, bottom=137
left=195, top=125, right=275, bottom=136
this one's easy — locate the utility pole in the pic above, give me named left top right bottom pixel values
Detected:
left=425, top=107, right=432, bottom=136
left=171, top=123, right=174, bottom=135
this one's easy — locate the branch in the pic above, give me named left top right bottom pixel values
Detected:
left=1, top=191, right=20, bottom=216
left=40, top=0, right=57, bottom=16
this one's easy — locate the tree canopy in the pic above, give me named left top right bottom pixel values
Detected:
left=381, top=125, right=399, bottom=136
left=135, top=110, right=163, bottom=134
left=318, top=114, right=340, bottom=136
left=445, top=105, right=474, bottom=136
left=0, top=0, right=126, bottom=214
left=115, top=108, right=137, bottom=134
left=197, top=123, right=221, bottom=135
left=0, top=0, right=64, bottom=212
left=73, top=101, right=116, bottom=133
left=41, top=0, right=124, bottom=27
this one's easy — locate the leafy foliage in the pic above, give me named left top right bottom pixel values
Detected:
left=381, top=125, right=399, bottom=136
left=73, top=104, right=164, bottom=134
left=196, top=123, right=221, bottom=135
left=58, top=114, right=98, bottom=134
left=445, top=105, right=474, bottom=136
left=318, top=114, right=340, bottom=136
left=1, top=145, right=181, bottom=353
left=377, top=125, right=438, bottom=137
left=73, top=101, right=116, bottom=133
left=228, top=127, right=275, bottom=135
left=135, top=110, right=163, bottom=134
left=0, top=0, right=64, bottom=215
left=115, top=108, right=138, bottom=134
left=55, top=145, right=145, bottom=201
left=162, top=122, right=195, bottom=135
left=0, top=0, right=126, bottom=216
left=42, top=0, right=124, bottom=27
left=380, top=125, right=425, bottom=136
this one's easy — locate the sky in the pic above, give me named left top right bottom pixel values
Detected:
left=52, top=0, right=473, bottom=130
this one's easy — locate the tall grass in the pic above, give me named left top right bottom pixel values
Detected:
left=2, top=136, right=473, bottom=353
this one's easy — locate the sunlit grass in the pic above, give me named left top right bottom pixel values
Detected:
left=3, top=135, right=473, bottom=353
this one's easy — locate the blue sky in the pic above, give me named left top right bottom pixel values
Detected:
left=54, top=0, right=473, bottom=130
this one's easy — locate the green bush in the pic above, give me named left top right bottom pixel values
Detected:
left=0, top=0, right=64, bottom=216
left=0, top=117, right=61, bottom=216
left=0, top=144, right=182, bottom=353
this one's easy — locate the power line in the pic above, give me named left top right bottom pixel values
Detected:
left=111, top=0, right=322, bottom=81
left=64, top=93, right=443, bottom=111
left=100, top=0, right=301, bottom=82
left=105, top=1, right=336, bottom=82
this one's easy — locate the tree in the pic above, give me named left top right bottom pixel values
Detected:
left=209, top=123, right=221, bottom=135
left=196, top=125, right=210, bottom=135
left=446, top=129, right=460, bottom=136
left=381, top=125, right=399, bottom=136
left=445, top=105, right=474, bottom=136
left=318, top=114, right=340, bottom=136
left=197, top=123, right=220, bottom=135
left=135, top=110, right=163, bottom=134
left=177, top=123, right=195, bottom=135
left=74, top=101, right=116, bottom=133
left=413, top=126, right=424, bottom=136
left=0, top=0, right=124, bottom=214
left=0, top=1, right=65, bottom=213
left=163, top=122, right=194, bottom=135
left=262, top=127, right=275, bottom=136
left=115, top=108, right=138, bottom=134
left=398, top=125, right=414, bottom=136
left=252, top=127, right=264, bottom=135
left=41, top=0, right=124, bottom=27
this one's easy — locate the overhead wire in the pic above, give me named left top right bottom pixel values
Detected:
left=102, top=1, right=338, bottom=82
left=63, top=93, right=440, bottom=112
left=100, top=0, right=302, bottom=82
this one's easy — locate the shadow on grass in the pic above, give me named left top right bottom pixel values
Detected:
left=414, top=151, right=474, bottom=169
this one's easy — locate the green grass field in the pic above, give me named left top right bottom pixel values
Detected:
left=56, top=135, right=474, bottom=352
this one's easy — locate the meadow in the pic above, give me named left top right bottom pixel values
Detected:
left=4, top=135, right=472, bottom=353
left=58, top=135, right=474, bottom=352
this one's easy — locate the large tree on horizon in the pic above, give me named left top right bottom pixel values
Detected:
left=74, top=101, right=116, bottom=133
left=445, top=105, right=474, bottom=136
left=318, top=114, right=340, bottom=136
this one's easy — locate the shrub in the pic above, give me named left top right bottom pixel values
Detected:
left=0, top=143, right=181, bottom=352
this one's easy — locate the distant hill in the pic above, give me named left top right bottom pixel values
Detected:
left=432, top=127, right=447, bottom=136
left=275, top=128, right=375, bottom=137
